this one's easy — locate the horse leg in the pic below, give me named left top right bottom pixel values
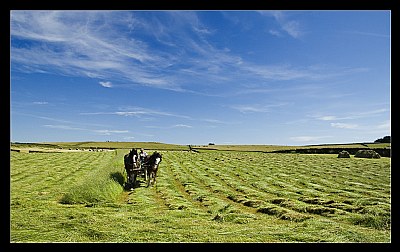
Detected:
left=146, top=169, right=151, bottom=188
left=125, top=170, right=131, bottom=189
left=145, top=168, right=149, bottom=187
left=132, top=172, right=137, bottom=188
left=154, top=171, right=157, bottom=187
left=127, top=170, right=135, bottom=189
left=148, top=171, right=156, bottom=187
left=151, top=172, right=155, bottom=187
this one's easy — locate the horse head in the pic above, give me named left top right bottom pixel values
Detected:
left=130, top=148, right=139, bottom=168
left=154, top=151, right=162, bottom=165
left=147, top=151, right=162, bottom=170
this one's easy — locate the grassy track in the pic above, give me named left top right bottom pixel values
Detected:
left=10, top=148, right=390, bottom=242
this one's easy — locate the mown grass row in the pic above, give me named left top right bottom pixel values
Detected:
left=11, top=151, right=117, bottom=200
left=153, top=151, right=390, bottom=231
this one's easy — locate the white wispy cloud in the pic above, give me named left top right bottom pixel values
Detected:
left=231, top=105, right=269, bottom=113
left=242, top=64, right=326, bottom=81
left=259, top=11, right=304, bottom=39
left=14, top=113, right=107, bottom=128
left=44, top=124, right=130, bottom=135
left=114, top=111, right=147, bottom=117
left=11, top=10, right=362, bottom=96
left=330, top=122, right=358, bottom=129
left=173, top=124, right=192, bottom=128
left=94, top=129, right=129, bottom=135
left=145, top=124, right=192, bottom=129
left=316, top=108, right=388, bottom=121
left=33, top=101, right=48, bottom=105
left=268, top=29, right=282, bottom=37
left=11, top=11, right=179, bottom=90
left=342, top=30, right=390, bottom=38
left=230, top=103, right=288, bottom=113
left=80, top=106, right=191, bottom=119
left=43, top=124, right=85, bottom=130
left=318, top=116, right=337, bottom=121
left=203, top=119, right=228, bottom=124
left=99, top=81, right=112, bottom=88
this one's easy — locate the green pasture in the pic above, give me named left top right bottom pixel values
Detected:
left=10, top=143, right=391, bottom=242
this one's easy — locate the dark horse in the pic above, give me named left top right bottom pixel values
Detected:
left=124, top=148, right=139, bottom=189
left=142, top=151, right=162, bottom=187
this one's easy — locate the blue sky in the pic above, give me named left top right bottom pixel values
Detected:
left=10, top=10, right=390, bottom=145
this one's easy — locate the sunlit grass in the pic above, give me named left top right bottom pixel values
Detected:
left=10, top=147, right=390, bottom=242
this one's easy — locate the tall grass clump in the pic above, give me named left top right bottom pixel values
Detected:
left=349, top=214, right=391, bottom=230
left=347, top=205, right=391, bottom=230
left=60, top=151, right=124, bottom=205
left=60, top=176, right=123, bottom=204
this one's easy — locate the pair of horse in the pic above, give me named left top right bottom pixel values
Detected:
left=124, top=148, right=162, bottom=189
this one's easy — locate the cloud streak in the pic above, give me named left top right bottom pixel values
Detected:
left=316, top=108, right=388, bottom=121
left=145, top=124, right=192, bottom=129
left=11, top=11, right=180, bottom=90
left=99, top=81, right=112, bottom=88
left=259, top=11, right=303, bottom=39
left=44, top=124, right=130, bottom=136
left=230, top=102, right=288, bottom=113
left=330, top=122, right=358, bottom=129
left=80, top=106, right=191, bottom=119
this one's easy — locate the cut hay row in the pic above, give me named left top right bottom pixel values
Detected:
left=155, top=151, right=390, bottom=228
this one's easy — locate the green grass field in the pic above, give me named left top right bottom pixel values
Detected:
left=10, top=142, right=391, bottom=242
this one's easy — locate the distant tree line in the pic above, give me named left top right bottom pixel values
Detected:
left=374, top=136, right=390, bottom=143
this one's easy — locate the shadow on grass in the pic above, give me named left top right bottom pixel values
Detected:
left=111, top=171, right=146, bottom=191
left=110, top=172, right=125, bottom=186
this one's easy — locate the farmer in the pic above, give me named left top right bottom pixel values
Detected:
left=139, top=148, right=148, bottom=163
